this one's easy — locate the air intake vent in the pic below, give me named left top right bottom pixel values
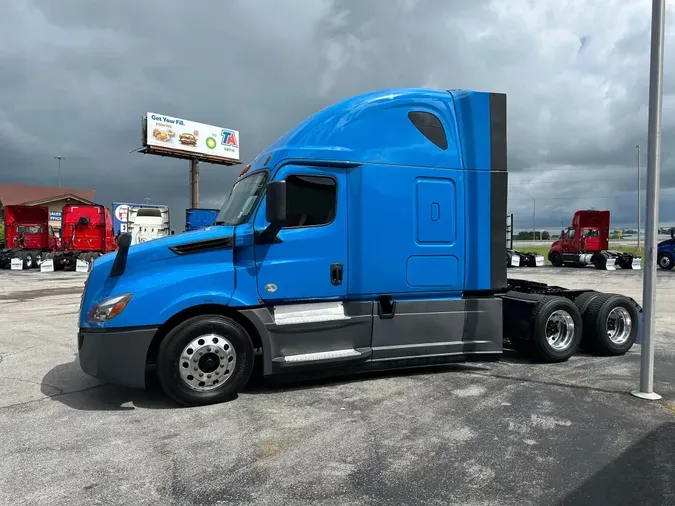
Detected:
left=169, top=236, right=234, bottom=255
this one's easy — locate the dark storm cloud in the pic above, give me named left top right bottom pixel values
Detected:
left=1, top=0, right=674, bottom=230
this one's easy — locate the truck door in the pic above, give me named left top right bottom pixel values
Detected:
left=254, top=166, right=373, bottom=369
left=561, top=227, right=576, bottom=252
left=255, top=167, right=347, bottom=301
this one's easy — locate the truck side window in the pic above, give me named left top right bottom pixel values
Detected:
left=566, top=229, right=575, bottom=239
left=408, top=111, right=448, bottom=150
left=284, top=175, right=336, bottom=228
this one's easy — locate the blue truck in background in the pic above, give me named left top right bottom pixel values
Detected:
left=658, top=228, right=675, bottom=270
left=185, top=208, right=219, bottom=232
left=77, top=88, right=642, bottom=407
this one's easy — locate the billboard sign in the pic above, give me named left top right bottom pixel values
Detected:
left=112, top=202, right=169, bottom=235
left=144, top=112, right=240, bottom=164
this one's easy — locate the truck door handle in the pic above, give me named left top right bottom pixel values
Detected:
left=330, top=263, right=343, bottom=286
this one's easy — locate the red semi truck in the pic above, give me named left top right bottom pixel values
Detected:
left=548, top=210, right=641, bottom=270
left=0, top=205, right=59, bottom=269
left=44, top=204, right=117, bottom=270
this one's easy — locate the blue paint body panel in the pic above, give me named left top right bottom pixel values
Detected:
left=80, top=88, right=505, bottom=331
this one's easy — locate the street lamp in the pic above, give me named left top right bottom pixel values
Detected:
left=54, top=156, right=65, bottom=188
left=632, top=0, right=665, bottom=402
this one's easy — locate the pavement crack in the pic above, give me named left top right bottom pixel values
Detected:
left=0, top=383, right=106, bottom=410
left=461, top=369, right=633, bottom=395
left=0, top=345, right=41, bottom=358
left=0, top=375, right=64, bottom=394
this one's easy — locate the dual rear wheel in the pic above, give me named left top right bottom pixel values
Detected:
left=509, top=292, right=638, bottom=362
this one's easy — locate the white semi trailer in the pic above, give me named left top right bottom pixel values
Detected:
left=128, top=205, right=170, bottom=245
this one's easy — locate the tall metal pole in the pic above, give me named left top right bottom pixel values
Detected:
left=54, top=156, right=65, bottom=188
left=190, top=159, right=200, bottom=208
left=632, top=0, right=665, bottom=401
left=637, top=145, right=641, bottom=249
left=533, top=198, right=536, bottom=241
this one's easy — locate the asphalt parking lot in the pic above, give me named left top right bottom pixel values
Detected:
left=1, top=267, right=674, bottom=506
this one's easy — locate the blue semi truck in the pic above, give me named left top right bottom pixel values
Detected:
left=185, top=208, right=219, bottom=231
left=78, top=88, right=642, bottom=407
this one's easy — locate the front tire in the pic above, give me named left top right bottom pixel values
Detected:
left=658, top=252, right=674, bottom=270
left=157, top=315, right=255, bottom=407
left=549, top=251, right=563, bottom=267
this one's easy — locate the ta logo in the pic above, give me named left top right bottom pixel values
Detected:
left=221, top=129, right=238, bottom=148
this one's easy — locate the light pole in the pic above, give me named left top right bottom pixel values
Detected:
left=54, top=156, right=65, bottom=188
left=632, top=0, right=665, bottom=402
left=519, top=190, right=536, bottom=241
left=637, top=145, right=641, bottom=249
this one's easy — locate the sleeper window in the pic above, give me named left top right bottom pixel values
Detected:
left=408, top=111, right=448, bottom=150
left=284, top=175, right=336, bottom=228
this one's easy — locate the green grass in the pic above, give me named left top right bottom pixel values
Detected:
left=513, top=246, right=643, bottom=264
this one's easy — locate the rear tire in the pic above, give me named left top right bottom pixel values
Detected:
left=21, top=251, right=32, bottom=270
left=658, top=252, right=674, bottom=270
left=31, top=251, right=41, bottom=269
left=573, top=291, right=603, bottom=350
left=530, top=296, right=583, bottom=362
left=549, top=251, right=563, bottom=267
left=583, top=293, right=638, bottom=356
left=157, top=315, right=255, bottom=407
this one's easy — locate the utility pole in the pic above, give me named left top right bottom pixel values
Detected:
left=632, top=0, right=666, bottom=402
left=144, top=197, right=151, bottom=205
left=637, top=144, right=641, bottom=249
left=54, top=156, right=65, bottom=188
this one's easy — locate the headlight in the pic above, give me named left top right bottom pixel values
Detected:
left=87, top=293, right=133, bottom=322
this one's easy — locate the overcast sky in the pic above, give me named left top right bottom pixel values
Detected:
left=1, top=0, right=675, bottom=231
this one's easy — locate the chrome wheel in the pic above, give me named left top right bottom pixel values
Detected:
left=606, top=307, right=632, bottom=345
left=178, top=334, right=236, bottom=392
left=659, top=255, right=671, bottom=269
left=545, top=310, right=575, bottom=351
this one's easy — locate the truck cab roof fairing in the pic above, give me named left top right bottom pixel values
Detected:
left=253, top=88, right=505, bottom=174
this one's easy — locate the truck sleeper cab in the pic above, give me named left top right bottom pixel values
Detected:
left=78, top=88, right=642, bottom=407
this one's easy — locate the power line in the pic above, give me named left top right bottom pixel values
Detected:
left=507, top=189, right=675, bottom=201
left=508, top=175, right=652, bottom=186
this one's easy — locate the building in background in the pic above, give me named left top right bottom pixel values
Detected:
left=0, top=184, right=96, bottom=232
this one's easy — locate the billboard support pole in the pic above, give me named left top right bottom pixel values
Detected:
left=190, top=159, right=200, bottom=208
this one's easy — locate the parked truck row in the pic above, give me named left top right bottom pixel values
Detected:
left=0, top=204, right=118, bottom=271
left=2, top=201, right=221, bottom=272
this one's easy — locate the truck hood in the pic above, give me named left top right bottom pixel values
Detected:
left=94, top=225, right=235, bottom=273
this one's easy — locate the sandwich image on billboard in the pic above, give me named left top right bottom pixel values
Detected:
left=145, top=112, right=240, bottom=163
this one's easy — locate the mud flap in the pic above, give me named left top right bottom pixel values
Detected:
left=631, top=257, right=642, bottom=270
left=534, top=254, right=545, bottom=267
left=40, top=259, right=54, bottom=272
left=10, top=258, right=23, bottom=270
left=605, top=257, right=616, bottom=270
left=76, top=259, right=91, bottom=273
left=510, top=255, right=521, bottom=267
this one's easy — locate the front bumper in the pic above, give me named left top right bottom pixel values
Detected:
left=78, top=327, right=158, bottom=389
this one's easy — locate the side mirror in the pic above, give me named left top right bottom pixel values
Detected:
left=265, top=180, right=287, bottom=224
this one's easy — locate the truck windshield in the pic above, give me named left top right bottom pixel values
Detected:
left=215, top=171, right=268, bottom=226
